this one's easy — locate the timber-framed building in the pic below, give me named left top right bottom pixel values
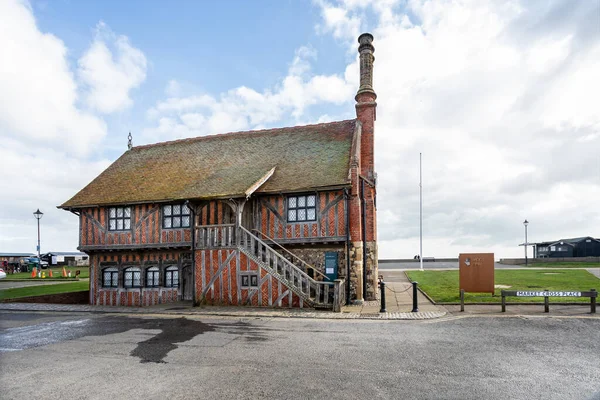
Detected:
left=59, top=33, right=379, bottom=310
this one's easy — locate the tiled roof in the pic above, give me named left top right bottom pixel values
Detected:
left=60, top=120, right=357, bottom=208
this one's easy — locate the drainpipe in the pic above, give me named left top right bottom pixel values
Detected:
left=360, top=178, right=367, bottom=299
left=344, top=188, right=351, bottom=305
left=185, top=200, right=197, bottom=305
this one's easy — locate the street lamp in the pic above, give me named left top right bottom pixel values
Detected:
left=523, top=219, right=529, bottom=266
left=33, top=209, right=43, bottom=261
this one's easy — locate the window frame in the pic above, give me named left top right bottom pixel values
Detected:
left=164, top=266, right=179, bottom=288
left=123, top=267, right=142, bottom=289
left=240, top=272, right=259, bottom=288
left=162, top=204, right=191, bottom=229
left=286, top=194, right=317, bottom=223
left=145, top=266, right=160, bottom=288
left=102, top=267, right=119, bottom=288
left=108, top=206, right=131, bottom=231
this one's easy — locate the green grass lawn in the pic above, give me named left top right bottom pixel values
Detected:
left=523, top=262, right=600, bottom=268
left=5, top=266, right=89, bottom=280
left=0, top=281, right=89, bottom=301
left=406, top=269, right=600, bottom=303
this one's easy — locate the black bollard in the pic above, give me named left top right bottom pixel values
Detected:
left=380, top=280, right=387, bottom=313
left=412, top=281, right=419, bottom=313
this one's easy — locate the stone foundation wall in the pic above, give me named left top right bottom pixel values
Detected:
left=282, top=245, right=347, bottom=281
left=364, top=241, right=378, bottom=300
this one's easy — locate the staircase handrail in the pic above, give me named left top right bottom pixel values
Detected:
left=239, top=227, right=332, bottom=287
left=251, top=229, right=331, bottom=281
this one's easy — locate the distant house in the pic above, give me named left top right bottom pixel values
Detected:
left=41, top=252, right=89, bottom=266
left=534, top=237, right=600, bottom=258
left=58, top=34, right=379, bottom=309
left=0, top=253, right=35, bottom=267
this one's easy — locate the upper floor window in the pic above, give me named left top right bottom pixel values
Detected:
left=109, top=207, right=131, bottom=231
left=163, top=204, right=191, bottom=229
left=124, top=267, right=141, bottom=288
left=165, top=266, right=179, bottom=288
left=287, top=194, right=316, bottom=223
left=102, top=267, right=118, bottom=288
left=146, top=266, right=159, bottom=287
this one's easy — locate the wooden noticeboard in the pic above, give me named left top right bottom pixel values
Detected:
left=459, top=253, right=494, bottom=294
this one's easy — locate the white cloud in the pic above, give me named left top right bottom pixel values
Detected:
left=0, top=0, right=106, bottom=155
left=143, top=45, right=354, bottom=142
left=0, top=1, right=133, bottom=253
left=78, top=21, right=147, bottom=114
left=313, top=0, right=600, bottom=258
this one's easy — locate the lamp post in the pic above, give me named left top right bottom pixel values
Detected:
left=523, top=219, right=529, bottom=266
left=33, top=209, right=43, bottom=261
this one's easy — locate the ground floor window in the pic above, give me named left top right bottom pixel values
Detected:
left=146, top=266, right=159, bottom=287
left=124, top=267, right=141, bottom=288
left=102, top=267, right=118, bottom=288
left=241, top=272, right=258, bottom=287
left=165, top=266, right=179, bottom=288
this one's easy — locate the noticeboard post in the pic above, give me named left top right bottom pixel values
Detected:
left=459, top=253, right=495, bottom=294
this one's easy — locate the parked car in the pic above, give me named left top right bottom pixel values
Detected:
left=20, top=257, right=49, bottom=269
left=0, top=268, right=6, bottom=279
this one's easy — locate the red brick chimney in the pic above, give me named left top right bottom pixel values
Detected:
left=355, top=32, right=376, bottom=182
left=354, top=33, right=378, bottom=301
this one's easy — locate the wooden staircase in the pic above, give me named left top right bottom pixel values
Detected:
left=237, top=227, right=337, bottom=309
left=196, top=224, right=345, bottom=310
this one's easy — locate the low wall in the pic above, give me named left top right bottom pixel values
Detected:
left=379, top=258, right=459, bottom=263
left=499, top=257, right=600, bottom=265
left=1, top=290, right=89, bottom=304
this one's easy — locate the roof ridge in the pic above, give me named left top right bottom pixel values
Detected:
left=133, top=119, right=357, bottom=150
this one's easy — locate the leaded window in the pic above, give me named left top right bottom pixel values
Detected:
left=124, top=267, right=141, bottom=288
left=287, top=194, right=316, bottom=222
left=241, top=273, right=259, bottom=287
left=146, top=266, right=159, bottom=287
left=102, top=267, right=118, bottom=288
left=108, top=207, right=131, bottom=231
left=165, top=266, right=179, bottom=288
left=163, top=204, right=191, bottom=229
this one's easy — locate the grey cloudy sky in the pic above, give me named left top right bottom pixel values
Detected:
left=1, top=0, right=598, bottom=259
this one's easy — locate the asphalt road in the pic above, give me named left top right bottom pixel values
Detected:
left=1, top=311, right=599, bottom=399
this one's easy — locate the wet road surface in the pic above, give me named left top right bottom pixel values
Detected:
left=0, top=311, right=599, bottom=399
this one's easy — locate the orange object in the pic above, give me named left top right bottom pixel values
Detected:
left=49, top=270, right=53, bottom=278
left=62, top=267, right=67, bottom=277
left=31, top=267, right=37, bottom=278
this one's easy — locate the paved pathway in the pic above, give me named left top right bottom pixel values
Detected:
left=0, top=280, right=69, bottom=290
left=587, top=268, right=600, bottom=279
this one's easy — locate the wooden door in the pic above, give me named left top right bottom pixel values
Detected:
left=182, top=266, right=193, bottom=301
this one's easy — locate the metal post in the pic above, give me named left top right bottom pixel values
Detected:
left=460, top=289, right=465, bottom=312
left=36, top=217, right=41, bottom=260
left=591, top=289, right=596, bottom=314
left=379, top=280, right=387, bottom=313
left=525, top=223, right=528, bottom=267
left=419, top=153, right=423, bottom=272
left=544, top=289, right=549, bottom=313
left=412, top=281, right=419, bottom=313
left=501, top=292, right=506, bottom=312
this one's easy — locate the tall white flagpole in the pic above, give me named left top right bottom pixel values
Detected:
left=420, top=152, right=423, bottom=271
